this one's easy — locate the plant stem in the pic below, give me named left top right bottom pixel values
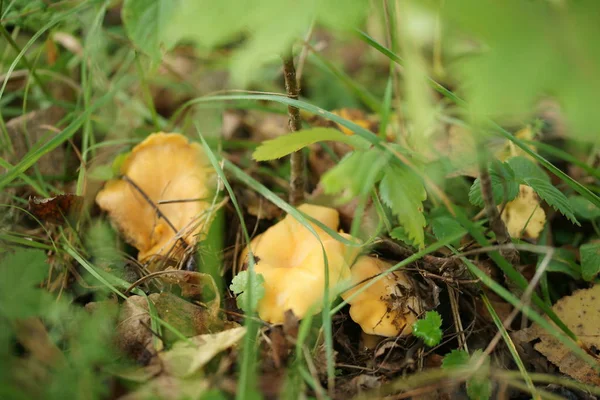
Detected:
left=282, top=49, right=305, bottom=206
left=478, top=156, right=519, bottom=264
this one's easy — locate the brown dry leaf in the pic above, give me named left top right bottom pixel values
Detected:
left=518, top=284, right=600, bottom=385
left=28, top=194, right=83, bottom=225
left=96, top=133, right=215, bottom=261
left=501, top=185, right=546, bottom=239
left=116, top=296, right=157, bottom=364
left=159, top=270, right=220, bottom=307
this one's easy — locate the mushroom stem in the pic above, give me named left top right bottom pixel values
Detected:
left=282, top=48, right=305, bottom=206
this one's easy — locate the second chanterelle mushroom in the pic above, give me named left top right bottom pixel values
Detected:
left=239, top=203, right=422, bottom=337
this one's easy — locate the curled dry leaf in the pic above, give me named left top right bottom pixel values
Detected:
left=239, top=204, right=359, bottom=324
left=501, top=185, right=546, bottom=239
left=342, top=256, right=422, bottom=337
left=96, top=133, right=215, bottom=261
left=516, top=284, right=600, bottom=386
left=28, top=194, right=83, bottom=225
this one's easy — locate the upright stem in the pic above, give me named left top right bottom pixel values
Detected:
left=478, top=155, right=519, bottom=264
left=282, top=49, right=305, bottom=206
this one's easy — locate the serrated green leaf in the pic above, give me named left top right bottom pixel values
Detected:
left=122, top=0, right=180, bottom=60
left=230, top=270, right=265, bottom=313
left=441, top=349, right=470, bottom=369
left=389, top=226, right=416, bottom=247
left=580, top=243, right=600, bottom=282
left=379, top=165, right=427, bottom=248
left=412, top=311, right=442, bottom=347
left=523, top=177, right=579, bottom=225
left=321, top=150, right=387, bottom=202
left=252, top=128, right=369, bottom=161
left=0, top=249, right=51, bottom=319
left=507, top=156, right=549, bottom=182
left=442, top=349, right=491, bottom=400
left=469, top=162, right=519, bottom=207
left=467, top=350, right=492, bottom=400
left=569, top=196, right=600, bottom=221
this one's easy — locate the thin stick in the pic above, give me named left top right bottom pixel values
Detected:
left=122, top=175, right=188, bottom=249
left=282, top=49, right=305, bottom=206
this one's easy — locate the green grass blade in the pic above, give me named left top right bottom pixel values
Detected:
left=197, top=132, right=260, bottom=400
left=0, top=81, right=126, bottom=190
left=308, top=52, right=382, bottom=114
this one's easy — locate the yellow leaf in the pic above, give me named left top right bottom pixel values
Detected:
left=501, top=185, right=546, bottom=239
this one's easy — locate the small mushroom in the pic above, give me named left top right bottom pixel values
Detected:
left=342, top=256, right=422, bottom=337
left=240, top=204, right=359, bottom=324
left=96, top=133, right=214, bottom=261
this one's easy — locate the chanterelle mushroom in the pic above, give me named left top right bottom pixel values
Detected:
left=240, top=204, right=359, bottom=324
left=96, top=133, right=214, bottom=261
left=342, top=256, right=422, bottom=337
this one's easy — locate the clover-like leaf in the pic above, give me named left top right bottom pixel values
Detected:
left=412, top=310, right=442, bottom=347
left=230, top=270, right=265, bottom=313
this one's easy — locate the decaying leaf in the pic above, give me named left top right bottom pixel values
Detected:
left=501, top=185, right=546, bottom=239
left=96, top=133, right=215, bottom=261
left=517, top=284, right=600, bottom=386
left=28, top=194, right=83, bottom=225
left=116, top=296, right=157, bottom=364
left=160, top=326, right=246, bottom=377
left=116, top=292, right=223, bottom=362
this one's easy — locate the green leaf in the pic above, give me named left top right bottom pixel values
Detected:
left=88, top=165, right=114, bottom=181
left=441, top=350, right=491, bottom=400
left=523, top=177, right=579, bottom=225
left=580, top=243, right=600, bottom=282
left=0, top=249, right=51, bottom=319
left=542, top=248, right=581, bottom=280
left=122, top=0, right=180, bottom=60
left=431, top=216, right=466, bottom=246
left=569, top=196, right=600, bottom=221
left=507, top=156, right=549, bottom=182
left=469, top=161, right=519, bottom=207
left=379, top=165, right=427, bottom=248
left=230, top=270, right=265, bottom=313
left=441, top=349, right=470, bottom=369
left=466, top=351, right=492, bottom=400
left=252, top=128, right=369, bottom=161
left=321, top=150, right=387, bottom=202
left=412, top=311, right=442, bottom=347
left=389, top=226, right=415, bottom=248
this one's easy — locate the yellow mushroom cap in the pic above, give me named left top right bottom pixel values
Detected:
left=96, top=133, right=214, bottom=261
left=342, top=256, right=421, bottom=337
left=240, top=204, right=359, bottom=324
